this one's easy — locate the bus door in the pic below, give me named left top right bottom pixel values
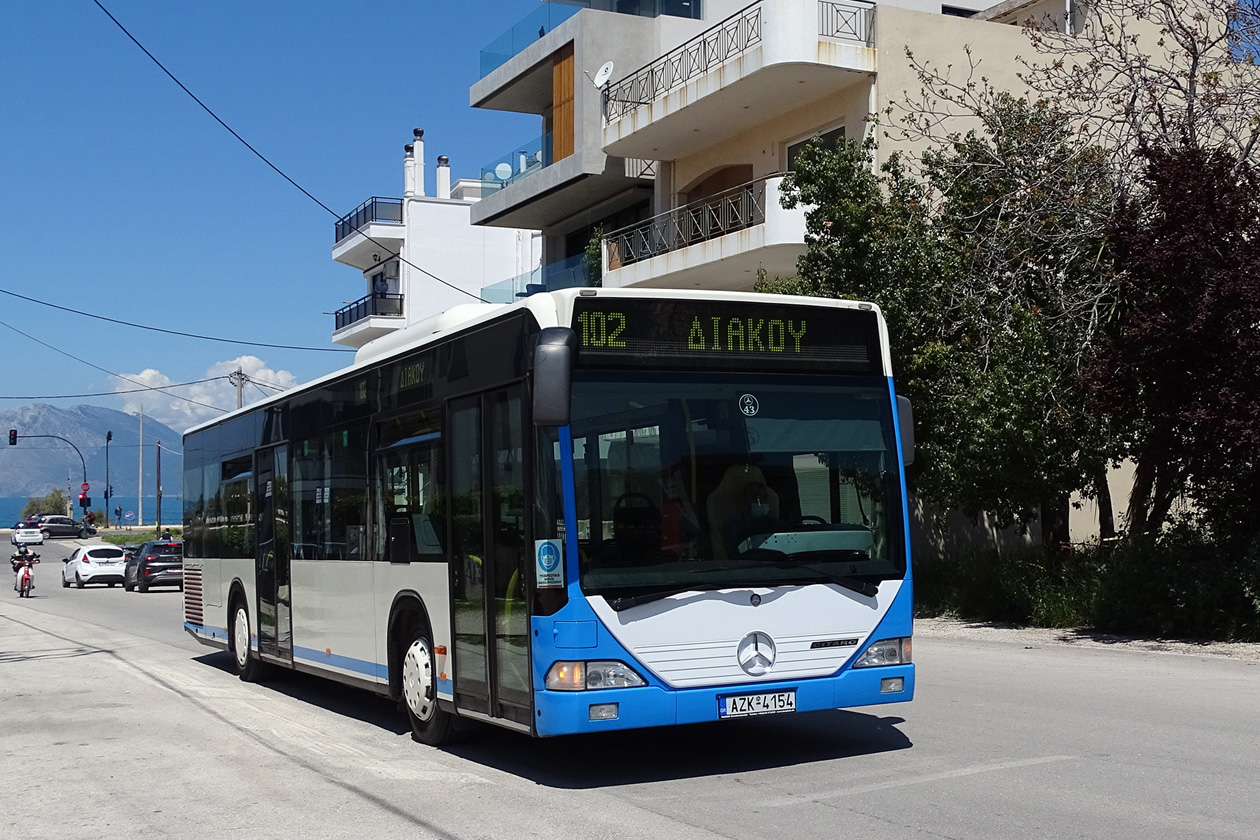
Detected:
left=255, top=444, right=293, bottom=664
left=449, top=387, right=531, bottom=728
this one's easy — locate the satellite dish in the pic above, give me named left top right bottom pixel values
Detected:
left=494, top=162, right=514, bottom=181
left=593, top=60, right=615, bottom=89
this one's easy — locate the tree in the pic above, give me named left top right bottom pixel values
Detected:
left=776, top=96, right=1116, bottom=538
left=1086, top=145, right=1260, bottom=538
left=22, top=489, right=69, bottom=518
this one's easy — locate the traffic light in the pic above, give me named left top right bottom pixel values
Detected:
left=7, top=429, right=15, bottom=446
left=79, top=493, right=90, bottom=508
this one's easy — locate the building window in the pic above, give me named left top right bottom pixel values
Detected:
left=787, top=125, right=846, bottom=172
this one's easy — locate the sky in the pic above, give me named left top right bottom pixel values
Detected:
left=0, top=0, right=547, bottom=431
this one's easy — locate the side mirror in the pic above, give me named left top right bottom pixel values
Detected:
left=532, top=327, right=576, bottom=427
left=896, top=395, right=915, bottom=467
left=62, top=558, right=70, bottom=563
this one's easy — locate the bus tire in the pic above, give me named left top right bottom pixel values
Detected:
left=400, top=624, right=454, bottom=746
left=229, top=597, right=269, bottom=683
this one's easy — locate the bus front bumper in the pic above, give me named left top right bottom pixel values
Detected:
left=532, top=664, right=914, bottom=737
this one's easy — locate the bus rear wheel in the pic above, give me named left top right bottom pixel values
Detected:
left=229, top=598, right=269, bottom=683
left=401, top=626, right=454, bottom=745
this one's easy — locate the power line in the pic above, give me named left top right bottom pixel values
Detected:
left=92, top=0, right=488, bottom=304
left=0, top=376, right=230, bottom=400
left=0, top=317, right=228, bottom=414
left=0, top=287, right=353, bottom=353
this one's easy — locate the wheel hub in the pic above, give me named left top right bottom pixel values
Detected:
left=234, top=607, right=250, bottom=668
left=402, top=639, right=435, bottom=722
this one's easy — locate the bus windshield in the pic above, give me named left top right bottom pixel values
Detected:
left=564, top=371, right=906, bottom=604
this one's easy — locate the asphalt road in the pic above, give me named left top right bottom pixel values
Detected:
left=3, top=539, right=1258, bottom=839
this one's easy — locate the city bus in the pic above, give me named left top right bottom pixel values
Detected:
left=182, top=288, right=915, bottom=742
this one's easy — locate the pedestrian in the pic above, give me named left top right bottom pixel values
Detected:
left=115, top=505, right=121, bottom=523
left=161, top=528, right=172, bottom=540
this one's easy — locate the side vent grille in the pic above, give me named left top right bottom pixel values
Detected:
left=183, top=565, right=204, bottom=626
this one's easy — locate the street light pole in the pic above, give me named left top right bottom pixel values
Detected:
left=105, top=431, right=112, bottom=528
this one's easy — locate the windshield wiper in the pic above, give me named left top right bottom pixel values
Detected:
left=605, top=584, right=724, bottom=612
left=710, top=549, right=882, bottom=598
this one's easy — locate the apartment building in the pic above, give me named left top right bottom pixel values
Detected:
left=468, top=1, right=1082, bottom=297
left=468, top=0, right=1124, bottom=545
left=329, top=130, right=541, bottom=349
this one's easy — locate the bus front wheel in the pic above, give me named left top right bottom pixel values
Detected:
left=401, top=626, right=454, bottom=746
left=229, top=598, right=269, bottom=683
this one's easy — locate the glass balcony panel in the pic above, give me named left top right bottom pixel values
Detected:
left=480, top=2, right=703, bottom=79
left=480, top=253, right=593, bottom=302
left=479, top=134, right=553, bottom=195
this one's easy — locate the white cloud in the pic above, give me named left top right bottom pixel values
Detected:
left=115, top=356, right=300, bottom=432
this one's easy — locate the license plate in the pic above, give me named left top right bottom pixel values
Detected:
left=719, top=690, right=796, bottom=718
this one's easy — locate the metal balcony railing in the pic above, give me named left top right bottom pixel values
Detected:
left=604, top=175, right=771, bottom=269
left=604, top=2, right=762, bottom=123
left=334, top=197, right=402, bottom=243
left=334, top=293, right=403, bottom=331
left=819, top=0, right=874, bottom=43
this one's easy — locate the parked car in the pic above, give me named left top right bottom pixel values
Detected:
left=124, top=540, right=182, bottom=592
left=61, top=544, right=127, bottom=588
left=10, top=521, right=44, bottom=546
left=38, top=515, right=94, bottom=540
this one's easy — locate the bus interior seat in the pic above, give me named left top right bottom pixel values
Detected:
left=611, top=492, right=661, bottom=557
left=706, top=465, right=780, bottom=560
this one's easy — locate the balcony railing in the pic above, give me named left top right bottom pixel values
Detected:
left=604, top=2, right=763, bottom=123
left=479, top=134, right=553, bottom=195
left=819, top=0, right=873, bottom=43
left=481, top=254, right=593, bottom=303
left=604, top=175, right=770, bottom=269
left=603, top=0, right=876, bottom=124
left=479, top=2, right=704, bottom=79
left=334, top=293, right=403, bottom=331
left=334, top=197, right=402, bottom=243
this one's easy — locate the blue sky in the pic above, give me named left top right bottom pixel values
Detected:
left=0, top=0, right=544, bottom=430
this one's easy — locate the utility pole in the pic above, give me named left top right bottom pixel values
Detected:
left=229, top=366, right=247, bottom=409
left=105, top=430, right=112, bottom=528
left=155, top=440, right=162, bottom=530
left=138, top=406, right=144, bottom=528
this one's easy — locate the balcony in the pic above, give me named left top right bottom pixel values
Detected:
left=478, top=1, right=703, bottom=81
left=481, top=254, right=593, bottom=303
left=602, top=0, right=876, bottom=160
left=601, top=174, right=805, bottom=291
left=332, top=197, right=404, bottom=270
left=478, top=134, right=553, bottom=195
left=331, top=293, right=404, bottom=348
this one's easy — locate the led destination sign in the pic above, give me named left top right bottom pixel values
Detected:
left=571, top=298, right=881, bottom=373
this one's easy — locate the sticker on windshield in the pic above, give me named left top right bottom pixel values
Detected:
left=739, top=394, right=759, bottom=417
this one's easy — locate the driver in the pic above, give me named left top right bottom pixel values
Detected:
left=723, top=482, right=778, bottom=556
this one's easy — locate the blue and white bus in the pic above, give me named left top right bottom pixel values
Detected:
left=182, top=288, right=915, bottom=742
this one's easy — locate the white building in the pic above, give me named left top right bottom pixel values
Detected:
left=330, top=129, right=542, bottom=349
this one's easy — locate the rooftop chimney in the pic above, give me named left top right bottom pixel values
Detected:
left=436, top=155, right=451, bottom=199
left=413, top=128, right=425, bottom=197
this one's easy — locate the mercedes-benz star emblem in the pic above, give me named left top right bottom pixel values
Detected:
left=737, top=631, right=777, bottom=676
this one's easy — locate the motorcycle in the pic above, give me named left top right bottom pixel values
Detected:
left=12, top=552, right=39, bottom=598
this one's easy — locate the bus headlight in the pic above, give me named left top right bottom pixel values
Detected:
left=853, top=637, right=912, bottom=668
left=546, top=660, right=647, bottom=691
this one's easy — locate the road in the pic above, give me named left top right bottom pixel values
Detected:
left=4, top=539, right=1259, bottom=839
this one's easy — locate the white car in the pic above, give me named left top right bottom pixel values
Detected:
left=62, top=545, right=127, bottom=588
left=10, top=522, right=44, bottom=546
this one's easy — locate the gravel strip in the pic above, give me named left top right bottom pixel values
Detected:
left=915, top=616, right=1260, bottom=662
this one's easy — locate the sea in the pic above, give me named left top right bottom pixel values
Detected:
left=0, top=496, right=182, bottom=527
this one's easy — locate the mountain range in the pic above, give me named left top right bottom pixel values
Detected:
left=0, top=404, right=183, bottom=499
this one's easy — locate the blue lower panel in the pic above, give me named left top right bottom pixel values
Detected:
left=534, top=664, right=914, bottom=737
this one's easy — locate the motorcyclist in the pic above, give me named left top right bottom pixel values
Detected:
left=12, top=544, right=34, bottom=591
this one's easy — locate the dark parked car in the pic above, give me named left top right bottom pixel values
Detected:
left=37, top=515, right=94, bottom=540
left=124, top=540, right=182, bottom=592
